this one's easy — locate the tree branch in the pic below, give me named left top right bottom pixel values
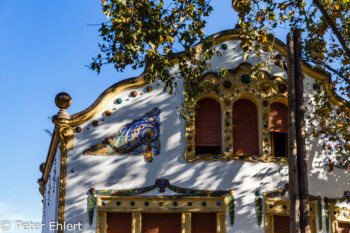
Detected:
left=313, top=0, right=350, bottom=58
left=304, top=58, right=350, bottom=85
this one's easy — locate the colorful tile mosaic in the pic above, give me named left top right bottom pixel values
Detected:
left=228, top=195, right=235, bottom=226
left=83, top=108, right=161, bottom=163
left=87, top=178, right=234, bottom=225
left=88, top=194, right=96, bottom=225
left=323, top=137, right=349, bottom=171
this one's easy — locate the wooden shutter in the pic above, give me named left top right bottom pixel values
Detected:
left=191, top=213, right=217, bottom=233
left=142, top=213, right=181, bottom=233
left=273, top=215, right=290, bottom=233
left=270, top=102, right=288, bottom=133
left=232, top=99, right=259, bottom=155
left=338, top=222, right=350, bottom=233
left=107, top=213, right=132, bottom=233
left=195, top=98, right=222, bottom=147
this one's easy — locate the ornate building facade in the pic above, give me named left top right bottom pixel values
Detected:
left=39, top=30, right=350, bottom=233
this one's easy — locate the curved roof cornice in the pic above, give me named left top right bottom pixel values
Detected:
left=53, top=29, right=346, bottom=127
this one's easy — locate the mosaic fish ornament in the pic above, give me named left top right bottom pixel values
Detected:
left=84, top=107, right=161, bottom=162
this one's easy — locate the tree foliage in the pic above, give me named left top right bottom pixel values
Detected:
left=232, top=0, right=349, bottom=167
left=91, top=0, right=350, bottom=168
left=91, top=0, right=215, bottom=104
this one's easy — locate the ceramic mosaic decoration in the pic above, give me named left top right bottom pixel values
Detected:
left=323, top=137, right=349, bottom=171
left=84, top=107, right=161, bottom=162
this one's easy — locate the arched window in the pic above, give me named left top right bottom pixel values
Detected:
left=269, top=102, right=288, bottom=157
left=195, top=98, right=222, bottom=154
left=232, top=99, right=259, bottom=156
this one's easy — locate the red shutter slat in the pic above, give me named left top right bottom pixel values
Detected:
left=142, top=213, right=181, bottom=233
left=191, top=213, right=217, bottom=233
left=273, top=215, right=290, bottom=233
left=338, top=222, right=350, bottom=233
left=195, top=98, right=222, bottom=146
left=107, top=213, right=132, bottom=233
left=232, top=99, right=259, bottom=155
left=270, top=102, right=288, bottom=133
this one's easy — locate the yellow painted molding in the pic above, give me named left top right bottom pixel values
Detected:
left=217, top=212, right=226, bottom=233
left=56, top=146, right=67, bottom=233
left=182, top=212, right=191, bottom=233
left=39, top=128, right=59, bottom=196
left=68, top=78, right=147, bottom=126
left=132, top=212, right=141, bottom=233
left=97, top=212, right=106, bottom=233
left=53, top=121, right=75, bottom=233
left=265, top=214, right=273, bottom=233
left=322, top=79, right=347, bottom=107
left=97, top=196, right=228, bottom=212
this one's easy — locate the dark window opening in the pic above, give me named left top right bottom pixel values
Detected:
left=196, top=146, right=221, bottom=155
left=272, top=132, right=287, bottom=157
left=273, top=215, right=290, bottom=233
left=107, top=213, right=132, bottom=233
left=142, top=213, right=181, bottom=233
left=338, top=222, right=350, bottom=233
left=195, top=98, right=222, bottom=154
left=232, top=99, right=259, bottom=155
left=192, top=213, right=217, bottom=233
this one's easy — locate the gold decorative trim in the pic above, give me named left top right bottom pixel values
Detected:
left=97, top=196, right=228, bottom=212
left=184, top=64, right=288, bottom=163
left=62, top=78, right=147, bottom=127
left=331, top=205, right=350, bottom=233
left=53, top=121, right=74, bottom=233
left=97, top=211, right=106, bottom=233
left=182, top=212, right=191, bottom=233
left=132, top=212, right=141, bottom=233
left=322, top=79, right=347, bottom=107
left=39, top=128, right=59, bottom=196
left=264, top=198, right=317, bottom=233
left=96, top=196, right=227, bottom=233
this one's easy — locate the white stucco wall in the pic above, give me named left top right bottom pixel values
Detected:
left=42, top=149, right=60, bottom=233
left=58, top=40, right=350, bottom=233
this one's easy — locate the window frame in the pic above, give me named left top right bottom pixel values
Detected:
left=264, top=198, right=317, bottom=233
left=96, top=196, right=228, bottom=233
left=330, top=205, right=350, bottom=233
left=183, top=67, right=288, bottom=164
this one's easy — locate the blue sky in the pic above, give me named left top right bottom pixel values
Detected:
left=0, top=1, right=245, bottom=232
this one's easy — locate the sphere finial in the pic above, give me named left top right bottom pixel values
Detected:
left=55, top=92, right=72, bottom=109
left=232, top=0, right=252, bottom=15
left=54, top=92, right=71, bottom=119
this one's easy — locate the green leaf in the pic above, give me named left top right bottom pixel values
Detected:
left=244, top=53, right=249, bottom=61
